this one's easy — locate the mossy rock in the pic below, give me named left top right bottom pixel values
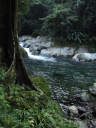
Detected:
left=30, top=76, right=51, bottom=96
left=8, top=84, right=48, bottom=109
left=19, top=46, right=28, bottom=58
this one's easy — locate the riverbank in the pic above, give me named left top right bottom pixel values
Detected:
left=19, top=36, right=96, bottom=127
left=0, top=68, right=78, bottom=128
left=23, top=56, right=96, bottom=128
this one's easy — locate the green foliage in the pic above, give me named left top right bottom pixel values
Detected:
left=19, top=0, right=49, bottom=36
left=0, top=68, right=5, bottom=81
left=0, top=68, right=78, bottom=128
left=41, top=4, right=80, bottom=43
left=18, top=0, right=30, bottom=16
left=67, top=32, right=85, bottom=43
left=18, top=0, right=30, bottom=34
left=41, top=5, right=71, bottom=37
left=30, top=76, right=51, bottom=96
left=77, top=0, right=96, bottom=36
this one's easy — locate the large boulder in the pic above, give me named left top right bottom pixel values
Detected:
left=19, top=36, right=32, bottom=42
left=75, top=47, right=88, bottom=54
left=80, top=92, right=96, bottom=102
left=19, top=36, right=52, bottom=55
left=80, top=92, right=91, bottom=102
left=40, top=47, right=75, bottom=57
left=89, top=83, right=96, bottom=96
left=68, top=105, right=78, bottom=115
left=73, top=53, right=96, bottom=62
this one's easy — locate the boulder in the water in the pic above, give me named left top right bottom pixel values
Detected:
left=80, top=92, right=95, bottom=102
left=73, top=53, right=96, bottom=62
left=68, top=105, right=78, bottom=115
left=89, top=83, right=96, bottom=96
left=40, top=47, right=75, bottom=57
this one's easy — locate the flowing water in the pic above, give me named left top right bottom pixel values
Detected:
left=23, top=53, right=96, bottom=106
left=20, top=42, right=96, bottom=113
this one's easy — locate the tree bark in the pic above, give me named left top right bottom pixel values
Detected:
left=0, top=0, right=36, bottom=90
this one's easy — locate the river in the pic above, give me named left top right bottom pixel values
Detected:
left=23, top=53, right=96, bottom=108
left=19, top=38, right=96, bottom=127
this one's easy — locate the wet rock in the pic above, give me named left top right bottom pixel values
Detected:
left=89, top=83, right=96, bottom=96
left=26, top=44, right=31, bottom=48
left=23, top=42, right=32, bottom=48
left=78, top=121, right=88, bottom=128
left=29, top=46, right=39, bottom=55
left=78, top=106, right=86, bottom=114
left=36, top=36, right=51, bottom=43
left=92, top=107, right=96, bottom=118
left=91, top=120, right=96, bottom=127
left=39, top=42, right=51, bottom=48
left=19, top=36, right=96, bottom=61
left=69, top=105, right=78, bottom=115
left=77, top=107, right=88, bottom=119
left=73, top=53, right=96, bottom=62
left=40, top=49, right=51, bottom=56
left=60, top=104, right=68, bottom=115
left=80, top=92, right=95, bottom=102
left=40, top=47, right=75, bottom=57
left=75, top=47, right=88, bottom=54
left=25, top=39, right=52, bottom=55
left=19, top=36, right=32, bottom=42
left=80, top=92, right=90, bottom=102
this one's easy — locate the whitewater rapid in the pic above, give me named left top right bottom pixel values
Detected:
left=19, top=42, right=56, bottom=62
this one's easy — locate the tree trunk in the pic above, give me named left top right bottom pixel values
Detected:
left=0, top=0, right=36, bottom=90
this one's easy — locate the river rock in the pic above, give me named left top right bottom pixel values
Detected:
left=69, top=105, right=78, bottom=115
left=80, top=92, right=90, bottom=102
left=73, top=53, right=96, bottom=62
left=19, top=46, right=28, bottom=58
left=89, top=83, right=96, bottom=96
left=78, top=121, right=88, bottom=128
left=19, top=36, right=32, bottom=42
left=60, top=104, right=68, bottom=115
left=40, top=47, right=75, bottom=57
left=75, top=47, right=88, bottom=54
left=19, top=36, right=96, bottom=60
left=91, top=120, right=96, bottom=127
left=78, top=106, right=86, bottom=114
left=80, top=92, right=95, bottom=102
left=36, top=36, right=51, bottom=43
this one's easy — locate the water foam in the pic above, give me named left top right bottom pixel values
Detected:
left=19, top=43, right=56, bottom=62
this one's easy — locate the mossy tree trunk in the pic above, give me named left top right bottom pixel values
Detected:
left=0, top=0, right=36, bottom=90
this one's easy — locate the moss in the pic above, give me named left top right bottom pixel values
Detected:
left=19, top=46, right=28, bottom=58
left=30, top=76, right=51, bottom=96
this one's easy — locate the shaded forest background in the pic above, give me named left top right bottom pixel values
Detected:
left=18, top=0, right=96, bottom=45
